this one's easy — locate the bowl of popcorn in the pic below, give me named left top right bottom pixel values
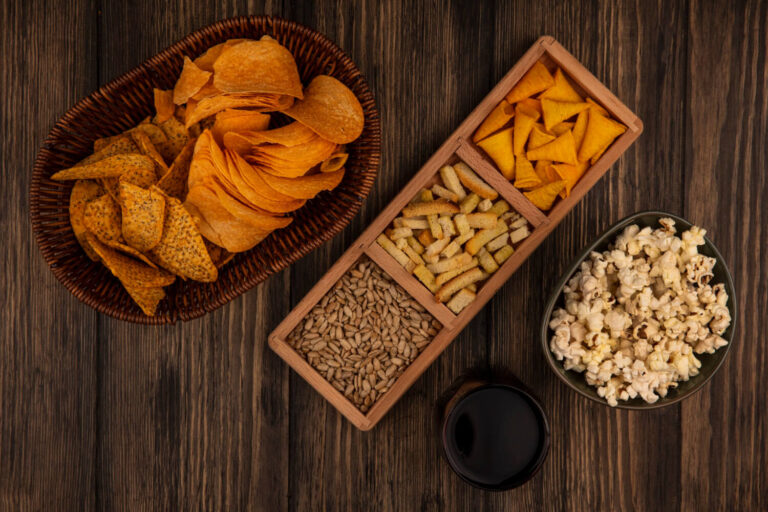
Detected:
left=541, top=211, right=736, bottom=408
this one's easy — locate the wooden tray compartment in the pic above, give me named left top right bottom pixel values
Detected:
left=269, top=36, right=642, bottom=430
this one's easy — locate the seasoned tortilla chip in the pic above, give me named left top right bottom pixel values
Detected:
left=130, top=129, right=168, bottom=178
left=473, top=100, right=514, bottom=142
left=185, top=93, right=294, bottom=127
left=132, top=121, right=169, bottom=148
left=254, top=166, right=345, bottom=199
left=282, top=75, right=364, bottom=144
left=52, top=154, right=154, bottom=181
left=123, top=284, right=166, bottom=316
left=119, top=181, right=166, bottom=252
left=148, top=195, right=218, bottom=282
left=577, top=109, right=627, bottom=162
left=83, top=194, right=123, bottom=243
left=476, top=127, right=515, bottom=180
left=540, top=68, right=583, bottom=103
left=526, top=130, right=579, bottom=165
left=524, top=180, right=566, bottom=211
left=103, top=239, right=159, bottom=269
left=69, top=180, right=104, bottom=260
left=213, top=36, right=303, bottom=98
left=505, top=61, right=555, bottom=103
left=87, top=234, right=175, bottom=288
left=173, top=56, right=212, bottom=105
left=81, top=135, right=138, bottom=166
left=155, top=116, right=189, bottom=162
left=153, top=88, right=175, bottom=124
left=541, top=99, right=589, bottom=131
left=156, top=139, right=195, bottom=199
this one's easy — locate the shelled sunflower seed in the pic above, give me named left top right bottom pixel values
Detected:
left=287, top=257, right=441, bottom=413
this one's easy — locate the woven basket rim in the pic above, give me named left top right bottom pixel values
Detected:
left=30, top=15, right=381, bottom=324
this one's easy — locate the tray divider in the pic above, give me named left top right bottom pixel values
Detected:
left=454, top=139, right=549, bottom=227
left=364, top=242, right=458, bottom=328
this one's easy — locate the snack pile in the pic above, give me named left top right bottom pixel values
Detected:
left=53, top=36, right=364, bottom=315
left=548, top=219, right=731, bottom=406
left=473, top=62, right=627, bottom=211
left=377, top=161, right=531, bottom=314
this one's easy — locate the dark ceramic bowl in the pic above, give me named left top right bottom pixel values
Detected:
left=540, top=211, right=737, bottom=409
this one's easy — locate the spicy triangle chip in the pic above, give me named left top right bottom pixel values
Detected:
left=541, top=99, right=590, bottom=131
left=550, top=121, right=575, bottom=136
left=552, top=162, right=589, bottom=198
left=505, top=61, right=555, bottom=103
left=527, top=124, right=556, bottom=150
left=513, top=155, right=543, bottom=189
left=540, top=68, right=583, bottom=103
left=526, top=130, right=579, bottom=165
left=513, top=103, right=540, bottom=156
left=281, top=75, right=364, bottom=144
left=476, top=127, right=515, bottom=180
left=119, top=181, right=166, bottom=252
left=524, top=180, right=566, bottom=211
left=577, top=110, right=627, bottom=162
left=473, top=100, right=514, bottom=142
left=572, top=110, right=589, bottom=153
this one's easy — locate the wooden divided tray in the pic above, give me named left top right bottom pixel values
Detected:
left=269, top=36, right=643, bottom=430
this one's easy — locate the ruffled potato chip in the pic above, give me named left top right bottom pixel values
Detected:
left=553, top=162, right=589, bottom=198
left=540, top=68, right=583, bottom=103
left=254, top=166, right=345, bottom=200
left=213, top=36, right=303, bottom=99
left=513, top=103, right=540, bottom=156
left=527, top=124, right=556, bottom=150
left=153, top=88, right=175, bottom=124
left=87, top=234, right=175, bottom=288
left=51, top=154, right=154, bottom=181
left=69, top=180, right=104, bottom=261
left=524, top=180, right=566, bottom=211
left=505, top=61, right=555, bottom=103
left=156, top=139, right=195, bottom=199
left=83, top=194, right=123, bottom=243
left=578, top=110, right=627, bottom=162
left=526, top=130, right=579, bottom=165
left=130, top=129, right=168, bottom=178
left=184, top=93, right=294, bottom=128
left=211, top=109, right=270, bottom=144
left=173, top=56, right=212, bottom=105
left=473, top=100, right=514, bottom=143
left=476, top=127, right=515, bottom=180
left=320, top=153, right=348, bottom=173
left=148, top=195, right=218, bottom=282
left=541, top=99, right=590, bottom=131
left=119, top=182, right=166, bottom=252
left=123, top=284, right=166, bottom=316
left=513, top=155, right=542, bottom=189
left=282, top=75, right=364, bottom=144
left=185, top=186, right=272, bottom=253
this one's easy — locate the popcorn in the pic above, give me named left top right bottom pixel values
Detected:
left=549, top=219, right=731, bottom=406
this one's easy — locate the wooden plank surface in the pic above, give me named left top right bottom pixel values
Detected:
left=1, top=0, right=766, bottom=510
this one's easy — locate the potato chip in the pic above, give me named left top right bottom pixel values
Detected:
left=130, top=129, right=168, bottom=178
left=552, top=162, right=589, bottom=198
left=173, top=56, right=212, bottom=105
left=513, top=104, right=540, bottom=156
left=476, top=127, right=515, bottom=180
left=527, top=124, right=556, bottom=150
left=123, top=284, right=166, bottom=316
left=524, top=180, right=566, bottom=211
left=526, top=130, right=579, bottom=165
left=505, top=61, right=555, bottom=103
left=51, top=154, right=154, bottom=181
left=211, top=109, right=271, bottom=144
left=586, top=98, right=609, bottom=116
left=320, top=152, right=348, bottom=173
left=205, top=179, right=293, bottom=230
left=513, top=155, right=543, bottom=189
left=225, top=151, right=307, bottom=213
left=550, top=121, right=574, bottom=136
left=156, top=139, right=195, bottom=199
left=153, top=88, right=175, bottom=124
left=245, top=134, right=338, bottom=178
left=184, top=201, right=225, bottom=247
left=213, top=37, right=303, bottom=99
left=69, top=180, right=104, bottom=260
left=87, top=234, right=175, bottom=288
left=540, top=68, right=583, bottom=103
left=81, top=135, right=138, bottom=166
left=83, top=194, right=123, bottom=243
left=282, top=75, right=364, bottom=144
left=185, top=186, right=272, bottom=252
left=119, top=182, right=166, bottom=252
left=254, top=166, right=345, bottom=200
left=572, top=110, right=589, bottom=152
left=103, top=239, right=159, bottom=269
left=184, top=93, right=294, bottom=127
left=577, top=110, right=627, bottom=162
left=155, top=116, right=190, bottom=162
left=149, top=196, right=218, bottom=282
left=193, top=39, right=246, bottom=72
left=473, top=100, right=514, bottom=142
left=541, top=99, right=590, bottom=131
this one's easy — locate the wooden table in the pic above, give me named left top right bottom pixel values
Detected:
left=2, top=0, right=766, bottom=510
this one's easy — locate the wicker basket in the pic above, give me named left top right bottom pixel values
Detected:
left=29, top=16, right=381, bottom=324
